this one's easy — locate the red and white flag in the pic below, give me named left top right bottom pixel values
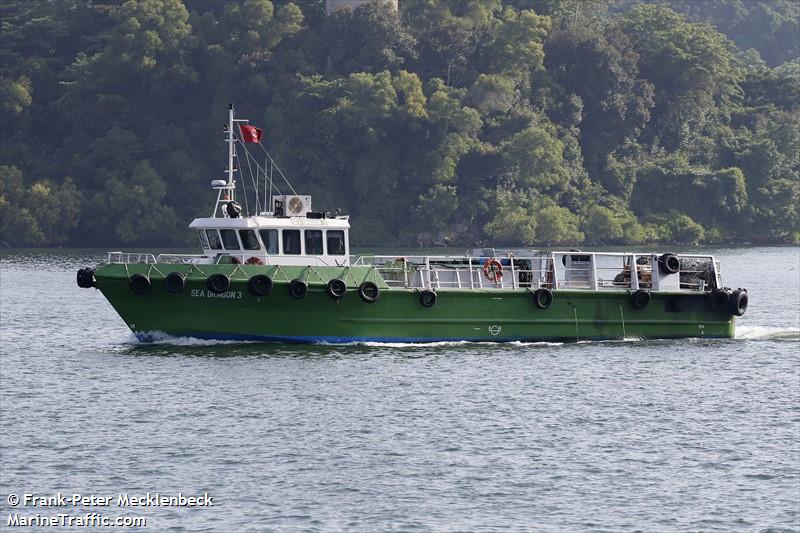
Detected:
left=239, top=124, right=263, bottom=143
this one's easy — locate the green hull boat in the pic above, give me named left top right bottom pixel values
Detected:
left=87, top=262, right=739, bottom=343
left=77, top=105, right=747, bottom=343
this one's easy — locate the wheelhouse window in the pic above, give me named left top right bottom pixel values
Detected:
left=282, top=229, right=301, bottom=255
left=239, top=230, right=260, bottom=250
left=198, top=230, right=210, bottom=249
left=327, top=230, right=345, bottom=255
left=206, top=229, right=222, bottom=250
left=305, top=230, right=323, bottom=255
left=220, top=229, right=240, bottom=250
left=259, top=229, right=278, bottom=254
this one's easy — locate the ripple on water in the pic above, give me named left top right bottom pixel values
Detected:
left=0, top=247, right=798, bottom=531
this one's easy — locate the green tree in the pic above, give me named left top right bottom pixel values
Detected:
left=0, top=0, right=796, bottom=248
left=483, top=188, right=537, bottom=245
left=581, top=204, right=644, bottom=244
left=631, top=157, right=748, bottom=232
left=85, top=160, right=181, bottom=245
left=0, top=166, right=81, bottom=246
left=320, top=0, right=416, bottom=75
left=534, top=200, right=584, bottom=245
left=544, top=29, right=654, bottom=186
left=663, top=0, right=800, bottom=67
left=616, top=5, right=741, bottom=149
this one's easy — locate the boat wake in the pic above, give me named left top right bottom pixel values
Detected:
left=124, top=329, right=797, bottom=348
left=126, top=332, right=256, bottom=346
left=320, top=340, right=566, bottom=348
left=125, top=332, right=569, bottom=348
left=736, top=325, right=800, bottom=340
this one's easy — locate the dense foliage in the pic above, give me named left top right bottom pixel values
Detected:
left=0, top=0, right=797, bottom=247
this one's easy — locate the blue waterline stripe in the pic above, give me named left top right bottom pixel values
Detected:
left=134, top=331, right=727, bottom=344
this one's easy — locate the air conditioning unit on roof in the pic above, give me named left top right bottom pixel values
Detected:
left=273, top=195, right=311, bottom=217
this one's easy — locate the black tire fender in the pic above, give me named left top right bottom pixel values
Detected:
left=709, top=289, right=729, bottom=312
left=289, top=279, right=308, bottom=300
left=129, top=273, right=151, bottom=295
left=247, top=274, right=273, bottom=297
left=164, top=272, right=186, bottom=293
left=533, top=288, right=553, bottom=310
left=632, top=289, right=650, bottom=309
left=76, top=268, right=96, bottom=289
left=206, top=273, right=230, bottom=294
left=659, top=253, right=680, bottom=274
left=358, top=281, right=380, bottom=304
left=729, top=289, right=748, bottom=317
left=420, top=289, right=437, bottom=308
left=326, top=278, right=347, bottom=300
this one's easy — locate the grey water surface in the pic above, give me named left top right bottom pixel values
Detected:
left=1, top=247, right=798, bottom=532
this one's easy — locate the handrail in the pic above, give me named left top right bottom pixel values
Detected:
left=107, top=252, right=158, bottom=265
left=105, top=249, right=719, bottom=293
left=362, top=252, right=717, bottom=293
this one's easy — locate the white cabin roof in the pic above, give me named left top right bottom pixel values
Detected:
left=189, top=215, right=350, bottom=230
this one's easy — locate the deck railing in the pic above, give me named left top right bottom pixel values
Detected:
left=105, top=250, right=719, bottom=292
left=353, top=253, right=719, bottom=292
left=107, top=252, right=158, bottom=265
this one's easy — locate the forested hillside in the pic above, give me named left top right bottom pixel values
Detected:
left=0, top=0, right=797, bottom=247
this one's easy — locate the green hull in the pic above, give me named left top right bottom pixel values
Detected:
left=93, top=263, right=735, bottom=343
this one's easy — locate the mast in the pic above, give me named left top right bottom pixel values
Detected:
left=212, top=104, right=239, bottom=217
left=227, top=103, right=235, bottom=203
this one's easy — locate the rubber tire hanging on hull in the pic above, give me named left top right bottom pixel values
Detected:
left=533, top=288, right=553, bottom=310
left=129, top=273, right=151, bottom=295
left=164, top=272, right=186, bottom=293
left=326, top=279, right=347, bottom=300
left=729, top=289, right=748, bottom=316
left=632, top=289, right=651, bottom=309
left=207, top=273, right=230, bottom=294
left=76, top=268, right=96, bottom=288
left=289, top=279, right=308, bottom=299
left=419, top=290, right=437, bottom=308
left=709, top=289, right=729, bottom=312
left=358, top=282, right=380, bottom=304
left=247, top=274, right=273, bottom=297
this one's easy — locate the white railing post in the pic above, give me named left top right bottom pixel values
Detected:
left=468, top=258, right=474, bottom=289
left=552, top=257, right=559, bottom=290
left=510, top=259, right=517, bottom=289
